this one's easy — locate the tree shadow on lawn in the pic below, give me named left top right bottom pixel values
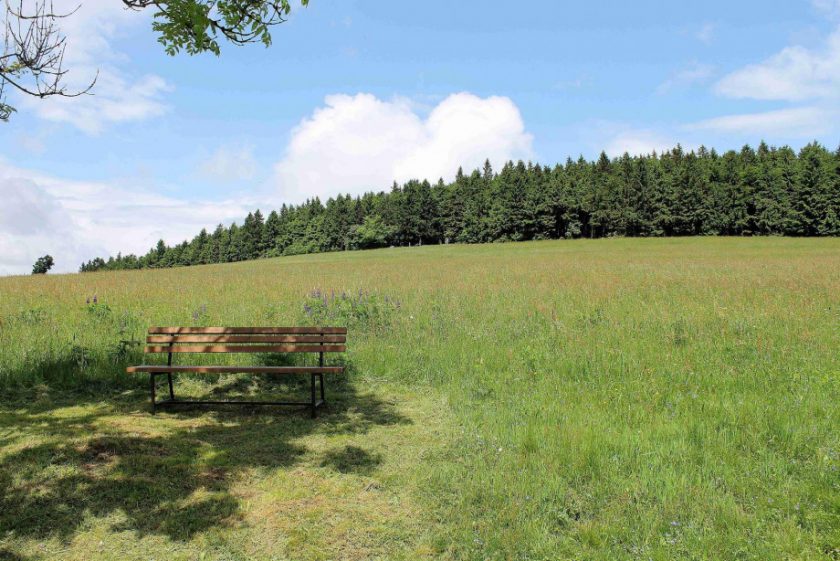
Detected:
left=0, top=362, right=409, bottom=546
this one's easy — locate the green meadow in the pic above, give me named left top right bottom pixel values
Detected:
left=1, top=238, right=838, bottom=560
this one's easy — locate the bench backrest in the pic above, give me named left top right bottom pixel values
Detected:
left=145, top=327, right=347, bottom=354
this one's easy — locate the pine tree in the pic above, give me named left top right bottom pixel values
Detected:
left=80, top=141, right=840, bottom=271
left=265, top=211, right=281, bottom=254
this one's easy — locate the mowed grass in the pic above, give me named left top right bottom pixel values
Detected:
left=1, top=238, right=839, bottom=560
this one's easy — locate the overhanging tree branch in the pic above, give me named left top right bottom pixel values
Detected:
left=121, top=0, right=309, bottom=56
left=1, top=0, right=306, bottom=122
left=0, top=0, right=96, bottom=121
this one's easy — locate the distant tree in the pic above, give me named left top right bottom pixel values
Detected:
left=79, top=140, right=840, bottom=272
left=351, top=215, right=393, bottom=249
left=252, top=209, right=267, bottom=256
left=239, top=210, right=266, bottom=259
left=490, top=160, right=528, bottom=241
left=228, top=223, right=243, bottom=262
left=265, top=211, right=281, bottom=252
left=32, top=254, right=54, bottom=274
left=79, top=256, right=106, bottom=272
left=460, top=167, right=490, bottom=243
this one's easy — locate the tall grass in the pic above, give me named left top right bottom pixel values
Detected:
left=1, top=237, right=838, bottom=559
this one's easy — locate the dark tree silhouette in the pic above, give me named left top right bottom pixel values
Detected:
left=79, top=141, right=840, bottom=273
left=32, top=254, right=54, bottom=274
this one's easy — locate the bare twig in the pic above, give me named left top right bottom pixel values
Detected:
left=1, top=0, right=96, bottom=121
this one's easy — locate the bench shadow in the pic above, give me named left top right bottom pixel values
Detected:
left=0, top=361, right=409, bottom=547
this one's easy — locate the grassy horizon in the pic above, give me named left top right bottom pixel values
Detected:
left=1, top=237, right=838, bottom=560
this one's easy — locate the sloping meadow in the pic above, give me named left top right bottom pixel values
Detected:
left=1, top=238, right=838, bottom=560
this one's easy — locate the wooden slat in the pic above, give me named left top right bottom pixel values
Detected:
left=127, top=365, right=344, bottom=374
left=145, top=345, right=346, bottom=354
left=146, top=335, right=346, bottom=344
left=148, top=326, right=347, bottom=335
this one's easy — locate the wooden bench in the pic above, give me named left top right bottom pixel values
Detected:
left=126, top=326, right=347, bottom=417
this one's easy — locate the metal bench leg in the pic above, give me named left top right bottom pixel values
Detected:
left=314, top=347, right=325, bottom=416
left=166, top=347, right=175, bottom=401
left=310, top=373, right=318, bottom=418
left=150, top=373, right=156, bottom=415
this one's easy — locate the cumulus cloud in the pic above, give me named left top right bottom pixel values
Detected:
left=272, top=92, right=533, bottom=203
left=15, top=0, right=171, bottom=133
left=714, top=28, right=840, bottom=101
left=0, top=160, right=251, bottom=275
left=1, top=91, right=532, bottom=274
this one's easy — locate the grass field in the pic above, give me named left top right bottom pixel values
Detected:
left=1, top=238, right=838, bottom=560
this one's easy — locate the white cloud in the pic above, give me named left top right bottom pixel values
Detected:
left=0, top=91, right=533, bottom=274
left=272, top=92, right=533, bottom=203
left=16, top=130, right=47, bottom=154
left=198, top=146, right=258, bottom=184
left=554, top=76, right=588, bottom=90
left=23, top=74, right=171, bottom=135
left=14, top=0, right=171, bottom=133
left=604, top=131, right=679, bottom=158
left=714, top=28, right=840, bottom=101
left=0, top=175, right=95, bottom=275
left=0, top=160, right=252, bottom=275
left=658, top=62, right=716, bottom=94
left=813, top=0, right=840, bottom=20
left=695, top=22, right=716, bottom=45
left=688, top=106, right=836, bottom=137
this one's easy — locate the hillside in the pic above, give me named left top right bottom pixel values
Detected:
left=1, top=238, right=839, bottom=560
left=79, top=142, right=840, bottom=273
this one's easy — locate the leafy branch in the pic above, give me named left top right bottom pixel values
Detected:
left=121, top=0, right=309, bottom=56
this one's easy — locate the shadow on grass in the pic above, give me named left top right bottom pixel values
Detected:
left=0, top=548, right=32, bottom=561
left=0, top=361, right=408, bottom=546
left=320, top=445, right=383, bottom=476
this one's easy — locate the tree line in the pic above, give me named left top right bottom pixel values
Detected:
left=79, top=141, right=840, bottom=272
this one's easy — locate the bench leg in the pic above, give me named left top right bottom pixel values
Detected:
left=167, top=373, right=175, bottom=400
left=310, top=373, right=318, bottom=418
left=319, top=373, right=326, bottom=402
left=149, top=373, right=156, bottom=415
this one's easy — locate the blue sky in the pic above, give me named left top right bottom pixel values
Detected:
left=1, top=0, right=839, bottom=273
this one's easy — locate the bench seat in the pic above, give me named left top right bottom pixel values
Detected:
left=127, top=365, right=344, bottom=374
